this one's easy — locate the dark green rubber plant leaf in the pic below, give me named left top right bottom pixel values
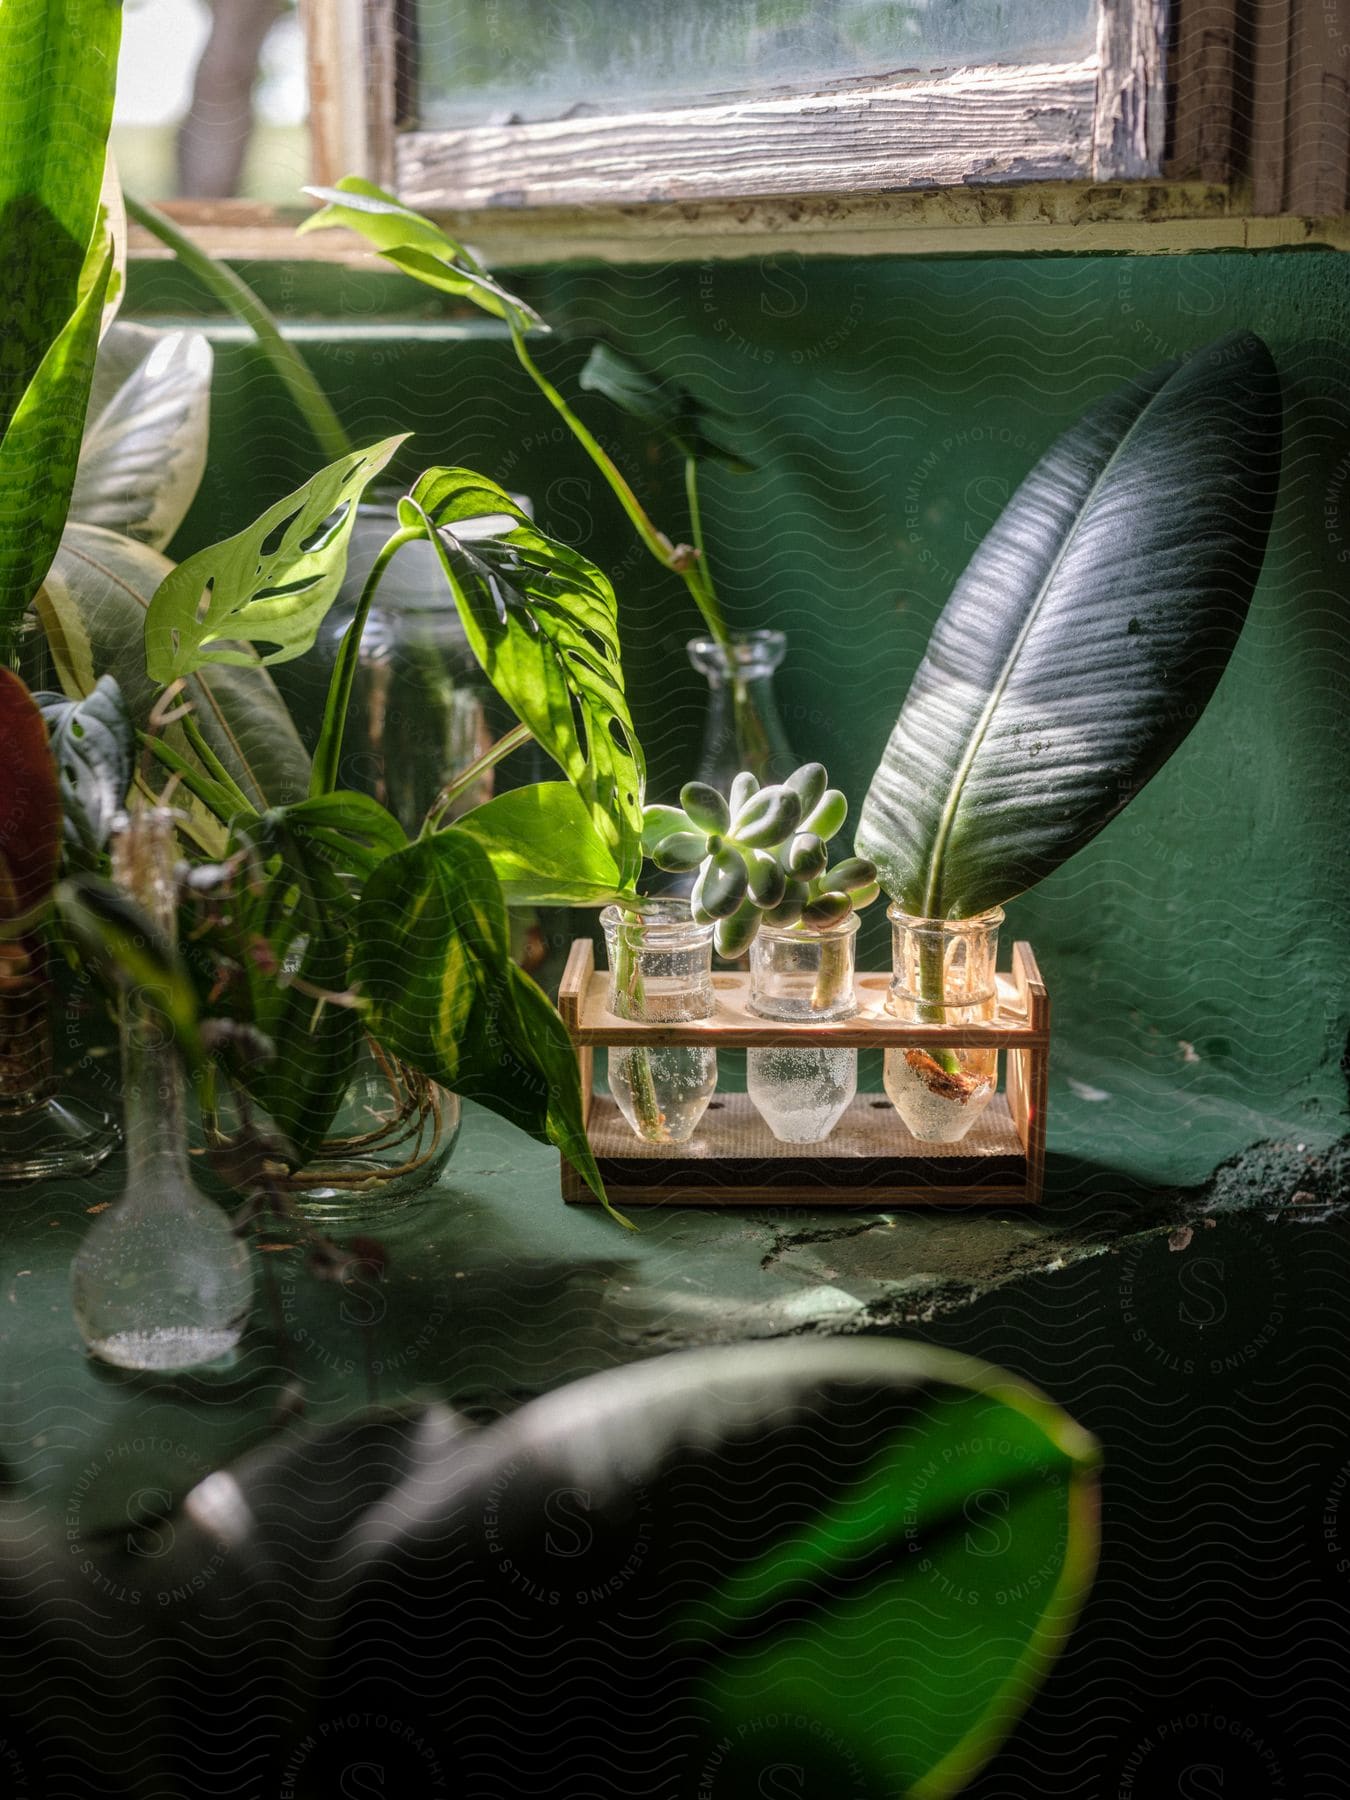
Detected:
left=0, top=667, right=62, bottom=925
left=352, top=828, right=623, bottom=1221
left=858, top=331, right=1284, bottom=918
left=401, top=470, right=645, bottom=888
left=298, top=177, right=543, bottom=334
left=331, top=1339, right=1097, bottom=1797
left=34, top=674, right=133, bottom=866
left=579, top=342, right=753, bottom=472
left=452, top=782, right=632, bottom=907
left=143, top=435, right=406, bottom=678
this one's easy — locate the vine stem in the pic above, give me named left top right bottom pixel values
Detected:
left=125, top=195, right=353, bottom=465
left=310, top=525, right=420, bottom=797
left=422, top=722, right=533, bottom=834
left=613, top=924, right=665, bottom=1140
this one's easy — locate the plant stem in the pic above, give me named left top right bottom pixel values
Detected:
left=310, top=524, right=420, bottom=797
left=613, top=925, right=665, bottom=1140
left=918, top=931, right=963, bottom=1076
left=683, top=456, right=732, bottom=655
left=422, top=722, right=533, bottom=833
left=125, top=194, right=353, bottom=465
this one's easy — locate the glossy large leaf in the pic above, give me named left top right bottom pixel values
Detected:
left=143, top=435, right=406, bottom=678
left=298, top=177, right=543, bottom=334
left=34, top=524, right=312, bottom=846
left=327, top=1339, right=1098, bottom=1797
left=858, top=332, right=1284, bottom=918
left=452, top=781, right=631, bottom=906
left=0, top=668, right=61, bottom=923
left=69, top=322, right=213, bottom=548
left=402, top=470, right=645, bottom=886
left=0, top=237, right=113, bottom=642
left=0, top=0, right=121, bottom=438
left=352, top=829, right=620, bottom=1219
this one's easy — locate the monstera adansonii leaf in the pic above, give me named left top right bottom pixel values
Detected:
left=858, top=332, right=1284, bottom=919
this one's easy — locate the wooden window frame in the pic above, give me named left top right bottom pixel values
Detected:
left=127, top=0, right=1350, bottom=266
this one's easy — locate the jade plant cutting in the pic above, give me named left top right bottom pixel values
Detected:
left=857, top=331, right=1284, bottom=1140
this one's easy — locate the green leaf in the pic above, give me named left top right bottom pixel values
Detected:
left=69, top=322, right=213, bottom=548
left=298, top=177, right=544, bottom=335
left=352, top=830, right=621, bottom=1220
left=34, top=675, right=133, bottom=865
left=858, top=332, right=1284, bottom=918
left=34, top=523, right=312, bottom=848
left=401, top=469, right=645, bottom=887
left=0, top=238, right=113, bottom=641
left=579, top=342, right=753, bottom=471
left=54, top=873, right=203, bottom=1071
left=0, top=0, right=122, bottom=439
left=143, top=435, right=407, bottom=678
left=451, top=782, right=631, bottom=906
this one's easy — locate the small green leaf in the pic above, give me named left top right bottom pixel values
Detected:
left=452, top=783, right=631, bottom=907
left=352, top=831, right=621, bottom=1220
left=578, top=342, right=753, bottom=472
left=401, top=468, right=645, bottom=887
left=34, top=674, right=133, bottom=864
left=144, top=435, right=407, bottom=679
left=299, top=177, right=544, bottom=335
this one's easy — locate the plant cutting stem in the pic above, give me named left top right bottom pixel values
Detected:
left=918, top=932, right=963, bottom=1076
left=613, top=927, right=665, bottom=1140
left=422, top=722, right=533, bottom=833
left=125, top=196, right=353, bottom=465
left=310, top=524, right=421, bottom=797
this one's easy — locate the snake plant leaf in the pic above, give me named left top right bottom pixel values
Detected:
left=858, top=332, right=1284, bottom=918
left=143, top=435, right=406, bottom=678
left=298, top=177, right=544, bottom=334
left=401, top=469, right=645, bottom=888
left=579, top=342, right=754, bottom=472
left=34, top=675, right=133, bottom=865
left=69, top=323, right=213, bottom=549
left=0, top=0, right=122, bottom=440
left=34, top=524, right=311, bottom=849
left=452, top=783, right=632, bottom=907
left=352, top=829, right=622, bottom=1221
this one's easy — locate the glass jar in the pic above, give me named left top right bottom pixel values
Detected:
left=883, top=906, right=1003, bottom=1143
left=275, top=492, right=506, bottom=835
left=747, top=916, right=858, bottom=1143
left=687, top=629, right=798, bottom=792
left=600, top=901, right=717, bottom=1144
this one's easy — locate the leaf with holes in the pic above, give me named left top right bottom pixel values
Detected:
left=143, top=435, right=406, bottom=680
left=400, top=469, right=644, bottom=887
left=298, top=177, right=543, bottom=335
left=34, top=674, right=133, bottom=865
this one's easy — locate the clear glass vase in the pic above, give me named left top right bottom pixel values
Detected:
left=0, top=958, right=118, bottom=1181
left=884, top=906, right=1003, bottom=1144
left=687, top=629, right=798, bottom=792
left=276, top=492, right=506, bottom=834
left=71, top=810, right=254, bottom=1371
left=600, top=901, right=717, bottom=1144
left=747, top=916, right=858, bottom=1143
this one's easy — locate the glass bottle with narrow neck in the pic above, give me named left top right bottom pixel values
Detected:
left=70, top=810, right=254, bottom=1371
left=687, top=629, right=798, bottom=792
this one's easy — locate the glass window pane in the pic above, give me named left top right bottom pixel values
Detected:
left=414, top=0, right=1099, bottom=128
left=112, top=0, right=308, bottom=202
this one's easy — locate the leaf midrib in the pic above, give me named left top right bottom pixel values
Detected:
left=920, top=387, right=1160, bottom=917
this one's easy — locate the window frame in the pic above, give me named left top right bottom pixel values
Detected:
left=125, top=0, right=1350, bottom=266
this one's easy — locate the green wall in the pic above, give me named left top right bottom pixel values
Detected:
left=130, top=247, right=1350, bottom=1190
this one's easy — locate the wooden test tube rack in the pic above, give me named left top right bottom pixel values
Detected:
left=557, top=939, right=1048, bottom=1208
